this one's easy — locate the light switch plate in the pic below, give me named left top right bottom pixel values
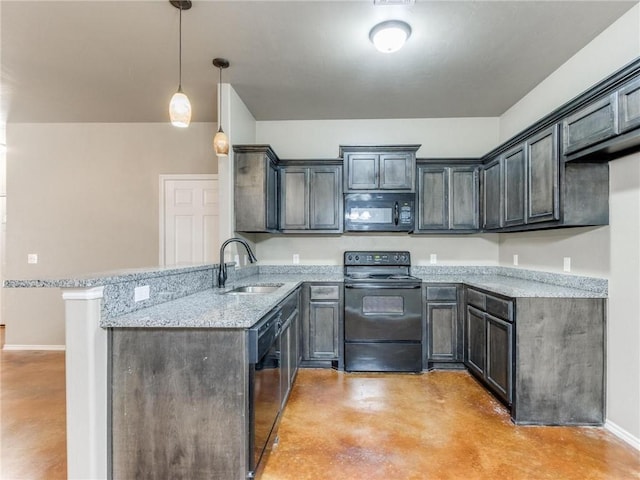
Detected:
left=513, top=254, right=519, bottom=266
left=293, top=254, right=300, bottom=265
left=563, top=257, right=571, bottom=272
left=430, top=254, right=437, bottom=264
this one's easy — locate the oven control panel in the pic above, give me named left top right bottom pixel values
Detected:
left=344, top=251, right=411, bottom=266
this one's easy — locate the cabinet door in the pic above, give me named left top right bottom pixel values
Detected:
left=280, top=168, right=309, bottom=230
left=466, top=306, right=486, bottom=376
left=562, top=93, right=618, bottom=155
left=485, top=315, right=513, bottom=404
left=427, top=302, right=457, bottom=361
left=288, top=311, right=300, bottom=385
left=503, top=145, right=526, bottom=227
left=482, top=160, right=502, bottom=230
left=417, top=166, right=448, bottom=230
left=379, top=153, right=414, bottom=191
left=619, top=77, right=640, bottom=134
left=527, top=125, right=559, bottom=224
left=309, top=167, right=342, bottom=231
left=308, top=301, right=339, bottom=360
left=266, top=162, right=279, bottom=231
left=346, top=153, right=378, bottom=190
left=280, top=321, right=291, bottom=407
left=450, top=167, right=479, bottom=230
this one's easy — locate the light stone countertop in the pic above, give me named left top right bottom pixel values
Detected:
left=103, top=271, right=606, bottom=329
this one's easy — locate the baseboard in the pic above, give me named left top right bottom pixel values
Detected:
left=2, top=344, right=66, bottom=351
left=605, top=419, right=640, bottom=451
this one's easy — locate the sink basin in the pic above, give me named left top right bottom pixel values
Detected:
left=224, top=284, right=283, bottom=295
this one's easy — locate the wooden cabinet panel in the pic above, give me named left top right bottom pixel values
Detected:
left=527, top=125, right=559, bottom=224
left=466, top=306, right=486, bottom=377
left=309, top=302, right=339, bottom=359
left=483, top=160, right=502, bottom=230
left=309, top=168, right=342, bottom=230
left=417, top=167, right=448, bottom=230
left=346, top=154, right=378, bottom=190
left=563, top=93, right=618, bottom=155
left=450, top=167, right=479, bottom=230
left=503, top=145, right=526, bottom=227
left=619, top=77, right=640, bottom=133
left=234, top=146, right=279, bottom=233
left=281, top=168, right=308, bottom=229
left=427, top=303, right=457, bottom=360
left=379, top=153, right=414, bottom=190
left=486, top=315, right=513, bottom=404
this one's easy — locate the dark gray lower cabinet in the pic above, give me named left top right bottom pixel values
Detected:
left=301, top=283, right=343, bottom=368
left=424, top=284, right=462, bottom=368
left=464, top=287, right=605, bottom=425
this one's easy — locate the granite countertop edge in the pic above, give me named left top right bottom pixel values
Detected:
left=103, top=271, right=606, bottom=330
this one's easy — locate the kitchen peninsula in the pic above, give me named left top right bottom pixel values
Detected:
left=5, top=261, right=607, bottom=480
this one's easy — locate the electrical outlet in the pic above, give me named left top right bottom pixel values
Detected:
left=234, top=254, right=240, bottom=268
left=134, top=285, right=150, bottom=302
left=513, top=254, right=519, bottom=266
left=27, top=253, right=38, bottom=264
left=244, top=255, right=248, bottom=266
left=293, top=254, right=300, bottom=265
left=563, top=257, right=571, bottom=272
left=430, top=254, right=437, bottom=264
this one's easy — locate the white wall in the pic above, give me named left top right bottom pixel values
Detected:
left=254, top=117, right=501, bottom=265
left=3, top=122, right=216, bottom=346
left=498, top=4, right=640, bottom=442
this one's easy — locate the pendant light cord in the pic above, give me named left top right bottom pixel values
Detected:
left=178, top=4, right=183, bottom=90
left=218, top=64, right=223, bottom=132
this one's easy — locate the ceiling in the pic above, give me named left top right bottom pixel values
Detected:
left=1, top=0, right=637, bottom=124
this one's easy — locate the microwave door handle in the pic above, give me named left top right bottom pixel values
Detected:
left=394, top=201, right=399, bottom=225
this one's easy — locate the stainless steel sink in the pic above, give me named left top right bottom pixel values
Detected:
left=224, top=284, right=283, bottom=295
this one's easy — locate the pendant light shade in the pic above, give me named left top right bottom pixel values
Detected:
left=213, top=58, right=230, bottom=157
left=170, top=89, right=191, bottom=128
left=169, top=1, right=192, bottom=127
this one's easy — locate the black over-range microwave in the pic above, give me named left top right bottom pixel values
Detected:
left=344, top=193, right=415, bottom=232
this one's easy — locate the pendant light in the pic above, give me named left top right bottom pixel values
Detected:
left=169, top=0, right=192, bottom=128
left=213, top=58, right=230, bottom=157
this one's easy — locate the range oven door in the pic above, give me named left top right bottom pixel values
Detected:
left=344, top=283, right=423, bottom=372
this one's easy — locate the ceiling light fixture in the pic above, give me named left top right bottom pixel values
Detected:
left=369, top=20, right=412, bottom=53
left=213, top=58, right=230, bottom=157
left=169, top=0, right=192, bottom=128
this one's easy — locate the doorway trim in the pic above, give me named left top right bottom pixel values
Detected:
left=158, top=174, right=219, bottom=266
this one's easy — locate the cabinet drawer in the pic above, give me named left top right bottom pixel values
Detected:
left=309, top=285, right=340, bottom=300
left=562, top=93, right=618, bottom=155
left=485, top=295, right=514, bottom=322
left=426, top=285, right=458, bottom=302
left=466, top=289, right=485, bottom=310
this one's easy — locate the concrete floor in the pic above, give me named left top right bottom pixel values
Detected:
left=1, top=333, right=638, bottom=479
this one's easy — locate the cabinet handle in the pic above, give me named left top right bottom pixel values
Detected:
left=394, top=201, right=399, bottom=225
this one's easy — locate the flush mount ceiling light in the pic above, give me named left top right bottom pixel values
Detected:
left=369, top=20, right=412, bottom=53
left=169, top=0, right=192, bottom=128
left=213, top=58, right=230, bottom=157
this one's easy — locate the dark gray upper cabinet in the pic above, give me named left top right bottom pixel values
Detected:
left=234, top=145, right=279, bottom=233
left=482, top=159, right=502, bottom=230
left=562, top=93, right=619, bottom=155
left=502, top=144, right=527, bottom=227
left=416, top=163, right=479, bottom=232
left=527, top=125, right=560, bottom=224
left=340, top=145, right=419, bottom=192
left=619, top=76, right=640, bottom=133
left=279, top=163, right=343, bottom=233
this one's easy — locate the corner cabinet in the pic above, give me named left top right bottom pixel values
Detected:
left=416, top=163, right=479, bottom=233
left=234, top=145, right=279, bottom=233
left=340, top=145, right=420, bottom=192
left=301, top=283, right=343, bottom=369
left=279, top=161, right=343, bottom=233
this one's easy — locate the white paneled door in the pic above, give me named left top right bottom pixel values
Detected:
left=160, top=175, right=219, bottom=266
